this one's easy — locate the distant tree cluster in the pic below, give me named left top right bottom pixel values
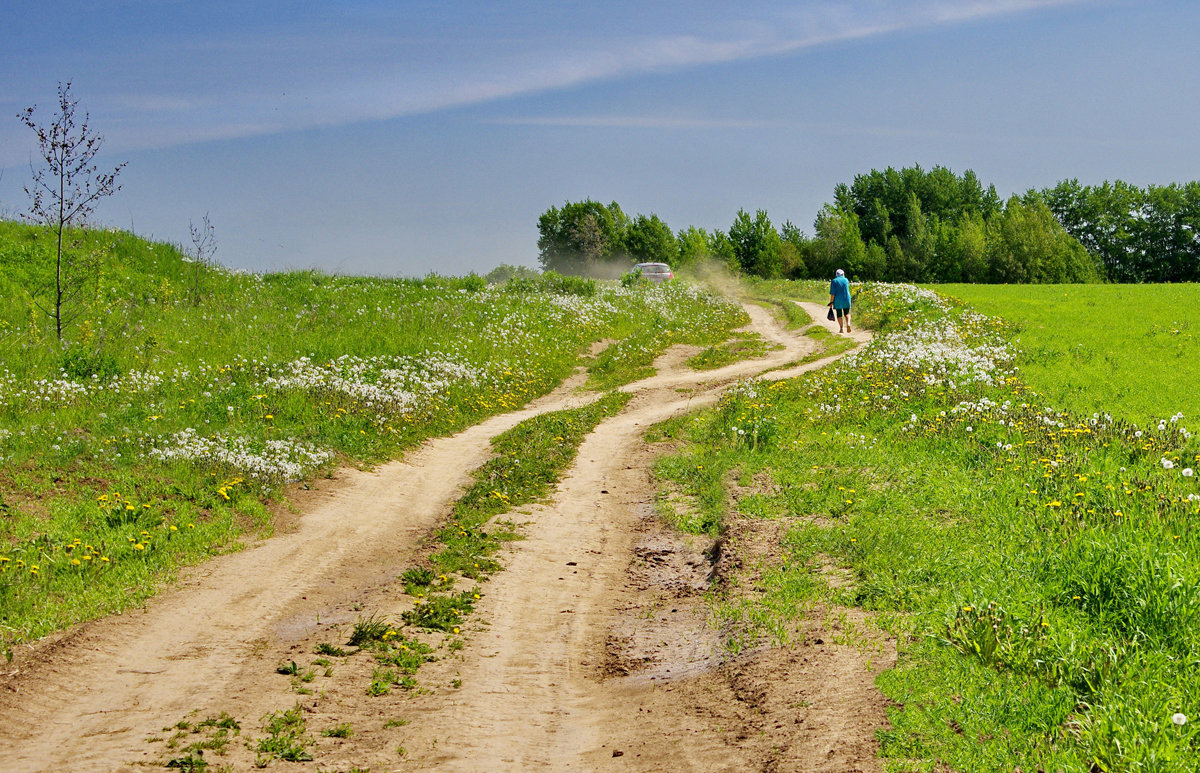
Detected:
left=1039, top=179, right=1200, bottom=283
left=539, top=165, right=1198, bottom=284
left=536, top=199, right=797, bottom=279
left=814, top=166, right=1100, bottom=283
left=536, top=200, right=685, bottom=274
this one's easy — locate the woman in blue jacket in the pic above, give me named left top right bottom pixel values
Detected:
left=828, top=268, right=852, bottom=333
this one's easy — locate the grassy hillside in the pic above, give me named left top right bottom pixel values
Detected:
left=937, top=283, right=1200, bottom=426
left=0, top=221, right=749, bottom=651
left=656, top=280, right=1200, bottom=771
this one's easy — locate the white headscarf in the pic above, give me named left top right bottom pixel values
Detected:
left=835, top=269, right=845, bottom=277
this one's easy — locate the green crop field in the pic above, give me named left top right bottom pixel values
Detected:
left=937, top=283, right=1200, bottom=427
left=0, top=221, right=749, bottom=652
left=658, top=280, right=1200, bottom=771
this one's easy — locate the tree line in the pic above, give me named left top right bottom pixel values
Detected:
left=538, top=166, right=1200, bottom=283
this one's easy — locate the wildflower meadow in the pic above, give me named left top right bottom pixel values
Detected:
left=0, top=221, right=746, bottom=653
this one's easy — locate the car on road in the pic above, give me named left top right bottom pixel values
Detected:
left=631, top=262, right=674, bottom=283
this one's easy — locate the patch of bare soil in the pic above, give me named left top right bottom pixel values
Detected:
left=594, top=497, right=896, bottom=773
left=603, top=506, right=721, bottom=681
left=0, top=299, right=884, bottom=773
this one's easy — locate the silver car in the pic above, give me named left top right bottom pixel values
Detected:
left=632, top=262, right=674, bottom=283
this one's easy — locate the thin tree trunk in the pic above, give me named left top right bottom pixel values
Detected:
left=56, top=169, right=65, bottom=342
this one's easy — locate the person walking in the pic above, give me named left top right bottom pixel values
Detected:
left=828, top=268, right=852, bottom=333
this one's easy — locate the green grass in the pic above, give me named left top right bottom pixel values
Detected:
left=585, top=288, right=748, bottom=388
left=686, top=331, right=778, bottom=370
left=655, top=282, right=1200, bottom=771
left=0, top=221, right=744, bottom=650
left=744, top=278, right=832, bottom=328
left=254, top=705, right=313, bottom=764
left=427, top=390, right=631, bottom=580
left=937, top=283, right=1200, bottom=426
left=321, top=723, right=353, bottom=739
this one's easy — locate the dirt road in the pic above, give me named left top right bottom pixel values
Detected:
left=0, top=300, right=889, bottom=772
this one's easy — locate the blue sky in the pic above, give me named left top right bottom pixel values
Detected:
left=1, top=0, right=1198, bottom=276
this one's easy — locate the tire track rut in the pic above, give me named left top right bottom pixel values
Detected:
left=0, top=300, right=879, bottom=772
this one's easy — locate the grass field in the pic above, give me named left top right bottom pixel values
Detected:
left=0, top=221, right=748, bottom=653
left=657, top=280, right=1200, bottom=771
left=937, top=283, right=1200, bottom=426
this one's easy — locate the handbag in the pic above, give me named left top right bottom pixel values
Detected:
left=827, top=306, right=836, bottom=321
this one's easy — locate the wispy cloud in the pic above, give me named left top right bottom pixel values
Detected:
left=488, top=115, right=782, bottom=129
left=484, top=112, right=1124, bottom=149
left=0, top=0, right=1098, bottom=162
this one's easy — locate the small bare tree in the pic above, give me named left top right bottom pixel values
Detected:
left=187, top=212, right=218, bottom=306
left=19, top=81, right=125, bottom=342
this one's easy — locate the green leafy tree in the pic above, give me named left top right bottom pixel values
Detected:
left=623, top=213, right=678, bottom=266
left=861, top=241, right=887, bottom=280
left=943, top=212, right=988, bottom=283
left=826, top=164, right=1008, bottom=282
left=536, top=199, right=628, bottom=274
left=811, top=206, right=865, bottom=279
left=728, top=209, right=783, bottom=278
left=707, top=230, right=737, bottom=269
left=676, top=226, right=712, bottom=267
left=779, top=220, right=809, bottom=278
left=1140, top=182, right=1200, bottom=282
left=835, top=164, right=1000, bottom=250
left=18, top=81, right=125, bottom=341
left=1043, top=179, right=1200, bottom=282
left=987, top=196, right=1099, bottom=283
left=1041, top=179, right=1139, bottom=281
left=484, top=263, right=540, bottom=284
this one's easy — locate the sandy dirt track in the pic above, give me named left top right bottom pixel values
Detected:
left=0, top=299, right=888, bottom=772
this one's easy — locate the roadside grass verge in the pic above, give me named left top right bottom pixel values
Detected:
left=0, top=221, right=742, bottom=651
left=742, top=278, right=830, bottom=329
left=655, top=283, right=1200, bottom=771
left=739, top=278, right=862, bottom=369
